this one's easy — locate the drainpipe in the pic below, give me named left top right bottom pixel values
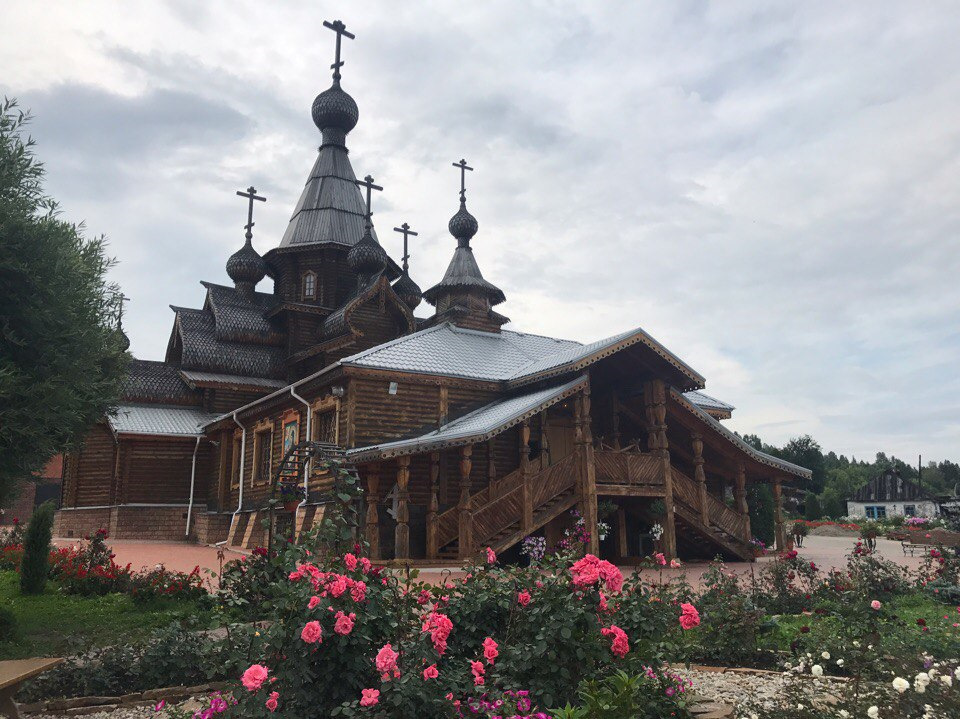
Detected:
left=184, top=434, right=202, bottom=537
left=290, top=387, right=312, bottom=509
left=232, top=411, right=247, bottom=516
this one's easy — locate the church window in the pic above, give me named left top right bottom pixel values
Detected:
left=314, top=409, right=336, bottom=444
left=253, top=427, right=273, bottom=484
left=302, top=271, right=317, bottom=300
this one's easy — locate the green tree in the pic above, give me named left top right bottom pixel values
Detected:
left=778, top=436, right=826, bottom=493
left=19, top=501, right=55, bottom=594
left=803, top=491, right=822, bottom=521
left=747, top=483, right=775, bottom=545
left=819, top=487, right=846, bottom=519
left=0, top=99, right=128, bottom=499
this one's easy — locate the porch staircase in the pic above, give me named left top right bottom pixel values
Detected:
left=434, top=453, right=580, bottom=560
left=670, top=468, right=754, bottom=561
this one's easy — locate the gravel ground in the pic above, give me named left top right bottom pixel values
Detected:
left=679, top=668, right=846, bottom=711
left=30, top=706, right=158, bottom=719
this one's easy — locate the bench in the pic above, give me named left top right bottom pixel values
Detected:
left=901, top=541, right=927, bottom=556
left=0, top=658, right=62, bottom=718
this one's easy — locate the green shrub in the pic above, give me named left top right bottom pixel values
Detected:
left=748, top=484, right=775, bottom=545
left=19, top=502, right=55, bottom=595
left=803, top=492, right=821, bottom=521
left=0, top=606, right=16, bottom=642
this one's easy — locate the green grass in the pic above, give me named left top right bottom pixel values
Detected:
left=0, top=571, right=206, bottom=659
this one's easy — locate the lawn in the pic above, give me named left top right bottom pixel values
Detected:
left=0, top=571, right=207, bottom=659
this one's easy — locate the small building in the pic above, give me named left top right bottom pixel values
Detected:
left=846, top=468, right=938, bottom=519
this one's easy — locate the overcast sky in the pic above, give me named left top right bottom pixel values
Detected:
left=4, top=1, right=959, bottom=462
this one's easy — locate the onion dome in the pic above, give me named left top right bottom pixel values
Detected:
left=393, top=272, right=422, bottom=311
left=347, top=228, right=388, bottom=277
left=226, top=235, right=267, bottom=297
left=312, top=83, right=359, bottom=146
left=117, top=327, right=130, bottom=352
left=448, top=200, right=479, bottom=245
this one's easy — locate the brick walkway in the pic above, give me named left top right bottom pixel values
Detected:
left=57, top=534, right=927, bottom=590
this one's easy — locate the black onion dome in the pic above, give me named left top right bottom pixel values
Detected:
left=448, top=201, right=478, bottom=243
left=117, top=328, right=131, bottom=352
left=311, top=83, right=359, bottom=134
left=347, top=229, right=388, bottom=275
left=393, top=272, right=422, bottom=310
left=226, top=237, right=268, bottom=286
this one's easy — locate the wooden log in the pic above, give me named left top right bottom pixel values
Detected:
left=394, top=456, right=411, bottom=560
left=426, top=452, right=440, bottom=559
left=773, top=478, right=786, bottom=551
left=648, top=380, right=676, bottom=559
left=692, top=432, right=710, bottom=527
left=365, top=467, right=380, bottom=560
left=520, top=420, right=533, bottom=532
left=735, top=463, right=752, bottom=541
left=457, top=445, right=473, bottom=560
left=617, top=508, right=628, bottom=559
left=580, top=386, right=599, bottom=555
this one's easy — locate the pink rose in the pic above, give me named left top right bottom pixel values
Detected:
left=670, top=559, right=681, bottom=568
left=241, top=664, right=269, bottom=692
left=360, top=688, right=380, bottom=707
left=482, top=637, right=498, bottom=664
left=360, top=557, right=372, bottom=572
left=601, top=625, right=630, bottom=658
left=301, top=620, right=323, bottom=644
left=308, top=595, right=321, bottom=610
left=486, top=547, right=496, bottom=565
left=351, top=580, right=368, bottom=603
left=375, top=643, right=399, bottom=678
left=517, top=590, right=532, bottom=607
left=343, top=553, right=358, bottom=571
left=679, top=602, right=700, bottom=630
left=265, top=691, right=279, bottom=712
left=334, top=611, right=356, bottom=635
left=654, top=552, right=667, bottom=566
left=871, top=600, right=882, bottom=610
left=470, top=660, right=485, bottom=686
left=422, top=664, right=439, bottom=680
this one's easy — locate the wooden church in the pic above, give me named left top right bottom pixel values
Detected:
left=57, top=20, right=810, bottom=561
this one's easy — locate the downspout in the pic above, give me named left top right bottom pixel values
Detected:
left=184, top=434, right=202, bottom=537
left=231, top=411, right=247, bottom=518
left=290, top=387, right=312, bottom=509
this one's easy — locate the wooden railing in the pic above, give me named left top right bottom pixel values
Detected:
left=532, top=454, right=578, bottom=506
left=436, top=467, right=524, bottom=548
left=672, top=468, right=749, bottom=541
left=594, top=450, right=662, bottom=490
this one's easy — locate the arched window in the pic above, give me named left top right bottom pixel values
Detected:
left=302, top=271, right=316, bottom=300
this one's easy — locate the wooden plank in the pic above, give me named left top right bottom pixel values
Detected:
left=0, top=658, right=62, bottom=692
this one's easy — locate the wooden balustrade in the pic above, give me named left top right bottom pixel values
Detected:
left=593, top=450, right=663, bottom=493
left=672, top=467, right=749, bottom=541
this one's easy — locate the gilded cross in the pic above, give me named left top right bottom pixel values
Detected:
left=355, top=174, right=383, bottom=229
left=452, top=158, right=473, bottom=202
left=393, top=222, right=418, bottom=272
left=323, top=19, right=356, bottom=82
left=236, top=186, right=266, bottom=239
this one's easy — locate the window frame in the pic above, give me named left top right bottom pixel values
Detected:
left=302, top=271, right=317, bottom=301
left=252, top=419, right=274, bottom=486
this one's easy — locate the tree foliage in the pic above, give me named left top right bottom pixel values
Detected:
left=0, top=99, right=128, bottom=499
left=747, top=483, right=775, bottom=545
left=19, top=501, right=55, bottom=595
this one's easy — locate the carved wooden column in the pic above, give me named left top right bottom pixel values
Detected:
left=773, top=478, right=786, bottom=551
left=616, top=508, right=628, bottom=560
left=735, top=463, right=751, bottom=541
left=519, top=420, right=533, bottom=531
left=646, top=380, right=676, bottom=559
left=539, top=410, right=550, bottom=470
left=365, top=466, right=381, bottom=560
left=426, top=452, right=440, bottom=559
left=394, top=456, right=411, bottom=560
left=487, top=439, right=498, bottom=498
left=692, top=432, right=709, bottom=526
left=611, top=391, right=622, bottom=450
left=457, top=445, right=474, bottom=559
left=575, top=386, right=600, bottom=555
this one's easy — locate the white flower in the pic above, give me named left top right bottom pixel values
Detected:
left=839, top=712, right=850, bottom=718
left=892, top=677, right=909, bottom=693
left=797, top=705, right=804, bottom=710
left=928, top=668, right=938, bottom=678
left=914, top=683, right=926, bottom=694
left=822, top=651, right=831, bottom=660
left=836, top=659, right=845, bottom=667
left=915, top=672, right=931, bottom=686
left=941, top=674, right=953, bottom=687
left=955, top=666, right=960, bottom=680
left=867, top=706, right=879, bottom=719
left=811, top=665, right=824, bottom=677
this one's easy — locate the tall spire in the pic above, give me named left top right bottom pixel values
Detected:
left=227, top=186, right=268, bottom=300
left=423, top=160, right=506, bottom=330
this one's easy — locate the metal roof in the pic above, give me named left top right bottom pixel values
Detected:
left=178, top=370, right=286, bottom=391
left=341, top=322, right=704, bottom=388
left=122, top=359, right=198, bottom=405
left=670, top=389, right=811, bottom=480
left=108, top=404, right=218, bottom=437
left=348, top=375, right=587, bottom=462
left=172, top=306, right=286, bottom=379
left=851, top=470, right=934, bottom=502
left=683, top=390, right=735, bottom=413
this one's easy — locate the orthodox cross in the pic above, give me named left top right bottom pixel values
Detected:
left=323, top=19, right=355, bottom=82
left=236, top=186, right=266, bottom=239
left=393, top=222, right=418, bottom=272
left=452, top=158, right=473, bottom=202
left=355, top=174, right=383, bottom=229
left=116, top=293, right=130, bottom=328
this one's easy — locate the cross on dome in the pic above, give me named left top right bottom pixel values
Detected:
left=355, top=174, right=383, bottom=229
left=322, top=19, right=355, bottom=83
left=452, top=158, right=473, bottom=203
left=393, top=222, right=418, bottom=272
left=236, top=186, right=266, bottom=240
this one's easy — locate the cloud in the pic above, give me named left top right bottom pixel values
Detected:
left=2, top=0, right=959, bottom=462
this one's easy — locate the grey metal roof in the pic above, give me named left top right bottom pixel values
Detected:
left=108, top=404, right=218, bottom=437
left=279, top=144, right=379, bottom=249
left=341, top=322, right=704, bottom=388
left=851, top=470, right=934, bottom=502
left=348, top=375, right=587, bottom=461
left=670, top=389, right=811, bottom=479
left=122, top=359, right=199, bottom=405
left=683, top=390, right=735, bottom=413
left=178, top=370, right=286, bottom=391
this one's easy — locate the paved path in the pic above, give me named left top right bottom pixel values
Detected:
left=59, top=534, right=928, bottom=590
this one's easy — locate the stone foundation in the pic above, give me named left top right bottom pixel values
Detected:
left=55, top=505, right=192, bottom=541
left=191, top=511, right=232, bottom=544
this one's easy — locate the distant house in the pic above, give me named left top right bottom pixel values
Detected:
left=846, top=468, right=938, bottom=519
left=0, top=455, right=63, bottom=524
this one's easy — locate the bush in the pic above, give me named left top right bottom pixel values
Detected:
left=0, top=606, right=16, bottom=642
left=552, top=669, right=694, bottom=719
left=130, top=565, right=205, bottom=605
left=748, top=484, right=775, bottom=545
left=19, top=501, right=55, bottom=595
left=803, top=492, right=821, bottom=521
